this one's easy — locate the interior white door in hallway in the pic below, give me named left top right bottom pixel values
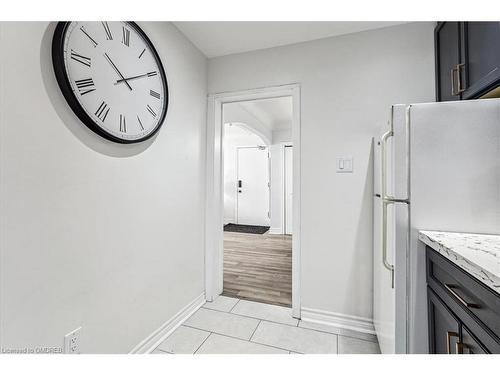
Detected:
left=284, top=145, right=293, bottom=235
left=236, top=146, right=270, bottom=226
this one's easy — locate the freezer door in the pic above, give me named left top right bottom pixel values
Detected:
left=408, top=99, right=500, bottom=354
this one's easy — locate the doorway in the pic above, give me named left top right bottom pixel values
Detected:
left=222, top=97, right=292, bottom=307
left=205, top=84, right=301, bottom=317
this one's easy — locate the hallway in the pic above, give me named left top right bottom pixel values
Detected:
left=223, top=232, right=292, bottom=307
left=151, top=296, right=380, bottom=354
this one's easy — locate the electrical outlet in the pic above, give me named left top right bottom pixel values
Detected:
left=64, top=327, right=81, bottom=354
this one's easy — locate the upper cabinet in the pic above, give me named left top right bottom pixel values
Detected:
left=435, top=22, right=500, bottom=101
left=435, top=22, right=461, bottom=102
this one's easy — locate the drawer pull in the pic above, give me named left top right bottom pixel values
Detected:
left=456, top=342, right=469, bottom=354
left=444, top=283, right=480, bottom=309
left=446, top=331, right=459, bottom=354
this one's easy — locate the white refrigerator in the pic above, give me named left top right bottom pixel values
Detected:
left=373, top=99, right=500, bottom=354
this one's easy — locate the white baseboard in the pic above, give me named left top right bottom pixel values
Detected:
left=130, top=293, right=205, bottom=354
left=268, top=227, right=283, bottom=235
left=301, top=307, right=375, bottom=335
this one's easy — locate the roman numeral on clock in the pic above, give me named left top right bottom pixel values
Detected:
left=75, top=78, right=95, bottom=95
left=102, top=21, right=113, bottom=40
left=147, top=105, right=157, bottom=118
left=138, top=48, right=146, bottom=59
left=147, top=71, right=157, bottom=77
left=122, top=27, right=130, bottom=47
left=150, top=90, right=160, bottom=99
left=70, top=50, right=91, bottom=67
left=95, top=101, right=110, bottom=122
left=80, top=26, right=98, bottom=47
left=137, top=115, right=144, bottom=131
left=119, top=114, right=127, bottom=133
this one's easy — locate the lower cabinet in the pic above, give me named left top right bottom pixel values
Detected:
left=428, top=288, right=461, bottom=354
left=461, top=326, right=488, bottom=354
left=426, top=247, right=500, bottom=354
left=428, top=287, right=489, bottom=354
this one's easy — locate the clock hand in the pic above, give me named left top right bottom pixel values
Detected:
left=104, top=53, right=133, bottom=91
left=114, top=71, right=157, bottom=85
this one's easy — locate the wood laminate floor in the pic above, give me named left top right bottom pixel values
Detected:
left=223, top=231, right=292, bottom=307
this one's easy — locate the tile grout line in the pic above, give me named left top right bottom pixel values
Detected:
left=229, top=299, right=241, bottom=313
left=200, top=306, right=298, bottom=329
left=155, top=348, right=172, bottom=354
left=183, top=324, right=292, bottom=353
left=227, top=311, right=298, bottom=327
left=202, top=306, right=237, bottom=313
left=193, top=332, right=212, bottom=354
left=221, top=303, right=300, bottom=327
left=248, top=320, right=261, bottom=342
left=217, top=329, right=292, bottom=353
left=297, top=323, right=377, bottom=343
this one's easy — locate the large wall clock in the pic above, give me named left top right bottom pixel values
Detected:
left=52, top=22, right=169, bottom=144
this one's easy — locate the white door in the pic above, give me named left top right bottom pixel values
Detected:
left=236, top=147, right=270, bottom=226
left=284, top=146, right=293, bottom=235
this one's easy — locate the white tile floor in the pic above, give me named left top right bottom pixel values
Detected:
left=152, top=296, right=381, bottom=354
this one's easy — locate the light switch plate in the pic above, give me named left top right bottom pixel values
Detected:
left=336, top=157, right=353, bottom=173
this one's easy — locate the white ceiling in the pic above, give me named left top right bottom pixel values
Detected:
left=174, top=21, right=407, bottom=58
left=238, top=97, right=292, bottom=131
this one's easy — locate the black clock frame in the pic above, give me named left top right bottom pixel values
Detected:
left=52, top=21, right=169, bottom=144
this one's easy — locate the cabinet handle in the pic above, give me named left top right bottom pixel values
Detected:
left=446, top=331, right=459, bottom=354
left=443, top=283, right=480, bottom=309
left=457, top=63, right=466, bottom=93
left=450, top=66, right=458, bottom=96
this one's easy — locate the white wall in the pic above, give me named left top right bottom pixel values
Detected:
left=272, top=128, right=292, bottom=144
left=209, top=22, right=435, bottom=321
left=223, top=123, right=266, bottom=224
left=0, top=22, right=207, bottom=353
left=223, top=103, right=272, bottom=145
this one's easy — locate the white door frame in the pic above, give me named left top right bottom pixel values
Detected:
left=205, top=83, right=301, bottom=318
left=283, top=144, right=293, bottom=235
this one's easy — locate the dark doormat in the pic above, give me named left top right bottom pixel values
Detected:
left=223, top=223, right=270, bottom=235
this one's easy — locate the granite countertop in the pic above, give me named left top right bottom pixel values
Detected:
left=419, top=230, right=500, bottom=294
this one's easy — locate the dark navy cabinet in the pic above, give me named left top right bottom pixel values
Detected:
left=426, top=247, right=500, bottom=354
left=435, top=22, right=462, bottom=102
left=435, top=22, right=500, bottom=101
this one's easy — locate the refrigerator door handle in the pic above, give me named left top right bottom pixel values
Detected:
left=382, top=199, right=395, bottom=288
left=380, top=106, right=411, bottom=289
left=381, top=129, right=410, bottom=204
left=381, top=129, right=396, bottom=288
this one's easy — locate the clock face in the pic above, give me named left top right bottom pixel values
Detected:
left=52, top=22, right=168, bottom=143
